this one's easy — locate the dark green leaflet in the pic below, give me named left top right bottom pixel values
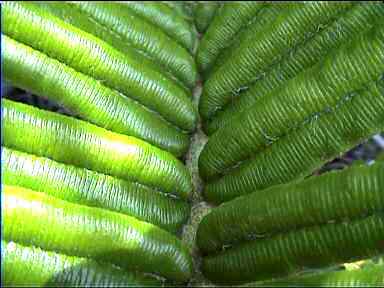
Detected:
left=3, top=185, right=193, bottom=282
left=162, top=2, right=195, bottom=22
left=2, top=99, right=192, bottom=199
left=245, top=263, right=384, bottom=287
left=36, top=1, right=190, bottom=94
left=199, top=25, right=384, bottom=181
left=72, top=2, right=197, bottom=89
left=206, top=4, right=285, bottom=80
left=199, top=2, right=353, bottom=121
left=2, top=147, right=190, bottom=233
left=2, top=240, right=160, bottom=287
left=194, top=2, right=219, bottom=33
left=203, top=76, right=384, bottom=204
left=198, top=161, right=384, bottom=254
left=206, top=3, right=384, bottom=135
left=121, top=2, right=196, bottom=53
left=2, top=2, right=197, bottom=131
left=3, top=35, right=189, bottom=157
left=196, top=2, right=264, bottom=74
left=202, top=213, right=384, bottom=284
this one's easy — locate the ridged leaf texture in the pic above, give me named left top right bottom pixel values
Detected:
left=3, top=35, right=190, bottom=157
left=204, top=75, right=384, bottom=204
left=2, top=99, right=192, bottom=199
left=203, top=213, right=384, bottom=284
left=199, top=2, right=353, bottom=121
left=72, top=2, right=197, bottom=89
left=207, top=4, right=286, bottom=80
left=198, top=161, right=384, bottom=253
left=200, top=24, right=384, bottom=181
left=2, top=185, right=193, bottom=281
left=197, top=2, right=264, bottom=74
left=2, top=240, right=160, bottom=287
left=2, top=2, right=197, bottom=131
left=2, top=147, right=190, bottom=233
left=36, top=2, right=190, bottom=94
left=245, top=262, right=384, bottom=287
left=121, top=2, right=196, bottom=52
left=206, top=3, right=384, bottom=135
